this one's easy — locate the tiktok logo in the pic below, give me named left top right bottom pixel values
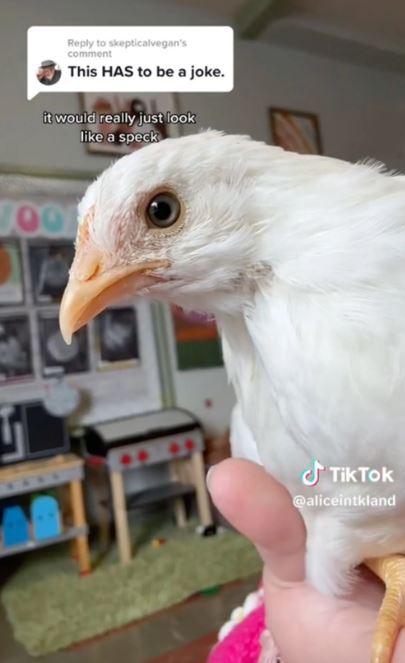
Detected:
left=301, top=459, right=326, bottom=487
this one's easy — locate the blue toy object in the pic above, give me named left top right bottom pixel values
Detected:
left=31, top=495, right=61, bottom=541
left=2, top=505, right=30, bottom=547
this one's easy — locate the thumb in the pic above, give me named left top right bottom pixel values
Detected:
left=207, top=458, right=306, bottom=583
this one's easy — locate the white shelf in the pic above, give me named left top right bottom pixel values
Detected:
left=0, top=525, right=87, bottom=558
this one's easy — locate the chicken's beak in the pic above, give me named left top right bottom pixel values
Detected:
left=59, top=253, right=168, bottom=345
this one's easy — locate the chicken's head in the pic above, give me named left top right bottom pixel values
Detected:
left=60, top=130, right=278, bottom=343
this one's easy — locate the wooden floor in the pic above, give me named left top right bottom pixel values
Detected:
left=149, top=632, right=217, bottom=663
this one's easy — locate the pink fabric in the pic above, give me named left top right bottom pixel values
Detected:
left=208, top=603, right=283, bottom=663
left=208, top=604, right=268, bottom=663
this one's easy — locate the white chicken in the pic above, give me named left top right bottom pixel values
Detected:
left=60, top=131, right=405, bottom=662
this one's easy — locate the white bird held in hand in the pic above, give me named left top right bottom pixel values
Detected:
left=60, top=131, right=405, bottom=663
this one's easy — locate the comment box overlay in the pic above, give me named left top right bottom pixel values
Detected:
left=27, top=26, right=234, bottom=99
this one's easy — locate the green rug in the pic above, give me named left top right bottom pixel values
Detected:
left=1, top=520, right=262, bottom=657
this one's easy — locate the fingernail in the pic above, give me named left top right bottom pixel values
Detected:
left=206, top=464, right=217, bottom=491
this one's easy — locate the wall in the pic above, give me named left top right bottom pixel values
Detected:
left=2, top=0, right=405, bottom=173
left=2, top=0, right=405, bottom=436
left=162, top=305, right=236, bottom=437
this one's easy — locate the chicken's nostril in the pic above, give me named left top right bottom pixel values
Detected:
left=74, top=251, right=103, bottom=282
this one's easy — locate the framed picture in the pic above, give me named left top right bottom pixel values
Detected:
left=0, top=240, right=24, bottom=305
left=0, top=315, right=33, bottom=383
left=270, top=107, right=322, bottom=154
left=95, top=307, right=140, bottom=370
left=37, top=311, right=89, bottom=376
left=171, top=305, right=223, bottom=371
left=81, top=92, right=180, bottom=155
left=28, top=242, right=74, bottom=304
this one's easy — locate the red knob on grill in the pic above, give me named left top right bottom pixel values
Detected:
left=120, top=453, right=132, bottom=466
left=137, top=449, right=149, bottom=462
left=170, top=442, right=180, bottom=454
left=185, top=439, right=195, bottom=451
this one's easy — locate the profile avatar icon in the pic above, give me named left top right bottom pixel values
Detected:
left=37, top=60, right=61, bottom=86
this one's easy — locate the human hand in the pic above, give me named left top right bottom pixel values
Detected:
left=207, top=459, right=405, bottom=663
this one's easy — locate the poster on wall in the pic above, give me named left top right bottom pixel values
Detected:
left=29, top=242, right=74, bottom=304
left=95, top=307, right=140, bottom=370
left=81, top=92, right=180, bottom=155
left=0, top=240, right=24, bottom=305
left=270, top=107, right=322, bottom=155
left=0, top=198, right=79, bottom=238
left=37, top=311, right=89, bottom=376
left=0, top=315, right=33, bottom=383
left=171, top=305, right=223, bottom=371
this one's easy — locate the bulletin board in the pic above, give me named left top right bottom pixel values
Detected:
left=0, top=174, right=163, bottom=424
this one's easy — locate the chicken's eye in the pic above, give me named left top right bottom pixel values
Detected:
left=147, top=192, right=181, bottom=228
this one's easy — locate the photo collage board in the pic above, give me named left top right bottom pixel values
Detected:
left=0, top=197, right=140, bottom=386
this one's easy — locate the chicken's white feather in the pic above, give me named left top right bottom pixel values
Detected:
left=230, top=403, right=262, bottom=464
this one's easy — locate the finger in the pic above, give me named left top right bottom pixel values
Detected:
left=208, top=458, right=306, bottom=582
